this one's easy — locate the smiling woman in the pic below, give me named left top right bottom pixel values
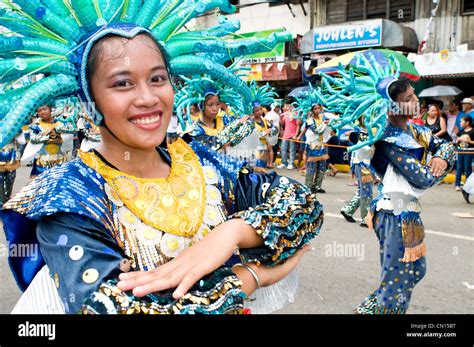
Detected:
left=87, top=34, right=174, bottom=178
left=2, top=11, right=323, bottom=314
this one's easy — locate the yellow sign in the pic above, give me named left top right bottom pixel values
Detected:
left=248, top=64, right=263, bottom=81
left=440, top=49, right=449, bottom=62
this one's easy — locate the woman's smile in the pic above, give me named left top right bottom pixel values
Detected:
left=129, top=110, right=163, bottom=130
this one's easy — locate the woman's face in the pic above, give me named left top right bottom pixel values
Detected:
left=253, top=106, right=263, bottom=118
left=37, top=105, right=52, bottom=122
left=203, top=95, right=220, bottom=119
left=428, top=105, right=439, bottom=117
left=312, top=104, right=322, bottom=116
left=90, top=35, right=174, bottom=150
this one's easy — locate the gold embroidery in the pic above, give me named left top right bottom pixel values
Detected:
left=255, top=119, right=269, bottom=146
left=409, top=123, right=429, bottom=164
left=79, top=138, right=206, bottom=237
left=38, top=120, right=61, bottom=132
left=200, top=114, right=225, bottom=136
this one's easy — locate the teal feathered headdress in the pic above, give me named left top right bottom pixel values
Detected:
left=0, top=0, right=292, bottom=147
left=174, top=75, right=244, bottom=131
left=318, top=52, right=401, bottom=151
left=292, top=83, right=325, bottom=121
left=248, top=80, right=278, bottom=109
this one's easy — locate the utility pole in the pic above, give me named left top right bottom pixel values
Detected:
left=310, top=0, right=315, bottom=29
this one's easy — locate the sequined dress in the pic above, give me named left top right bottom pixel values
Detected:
left=190, top=113, right=233, bottom=148
left=3, top=138, right=323, bottom=314
left=0, top=137, right=22, bottom=207
left=28, top=120, right=70, bottom=177
left=305, top=117, right=329, bottom=192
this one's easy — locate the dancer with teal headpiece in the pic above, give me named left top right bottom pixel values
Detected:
left=174, top=74, right=244, bottom=148
left=318, top=51, right=455, bottom=314
left=0, top=0, right=291, bottom=147
left=211, top=80, right=279, bottom=161
left=339, top=119, right=378, bottom=228
left=1, top=0, right=322, bottom=315
left=175, top=75, right=244, bottom=130
left=293, top=84, right=329, bottom=193
left=246, top=81, right=279, bottom=172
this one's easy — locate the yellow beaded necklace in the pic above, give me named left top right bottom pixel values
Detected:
left=79, top=138, right=206, bottom=237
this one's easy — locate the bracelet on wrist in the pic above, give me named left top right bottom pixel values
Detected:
left=233, top=263, right=261, bottom=289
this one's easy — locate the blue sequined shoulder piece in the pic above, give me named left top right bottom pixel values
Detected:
left=191, top=140, right=245, bottom=179
left=190, top=140, right=246, bottom=202
left=4, top=158, right=112, bottom=228
left=381, top=122, right=429, bottom=150
left=29, top=123, right=41, bottom=133
left=189, top=123, right=206, bottom=137
left=410, top=122, right=433, bottom=139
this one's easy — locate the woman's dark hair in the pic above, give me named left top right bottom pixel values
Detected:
left=204, top=93, right=220, bottom=103
left=388, top=76, right=412, bottom=102
left=37, top=104, right=52, bottom=110
left=86, top=31, right=171, bottom=95
left=462, top=115, right=473, bottom=126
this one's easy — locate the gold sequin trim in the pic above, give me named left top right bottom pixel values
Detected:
left=79, top=138, right=206, bottom=237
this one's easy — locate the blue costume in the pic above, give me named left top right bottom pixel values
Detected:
left=304, top=116, right=329, bottom=193
left=293, top=84, right=329, bottom=193
left=3, top=138, right=323, bottom=314
left=1, top=0, right=319, bottom=315
left=341, top=128, right=377, bottom=224
left=189, top=113, right=234, bottom=148
left=355, top=123, right=454, bottom=313
left=315, top=51, right=455, bottom=313
left=28, top=120, right=71, bottom=177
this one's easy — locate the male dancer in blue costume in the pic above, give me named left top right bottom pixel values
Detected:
left=355, top=78, right=455, bottom=314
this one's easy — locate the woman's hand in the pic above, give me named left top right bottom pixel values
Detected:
left=233, top=245, right=311, bottom=296
left=117, top=219, right=261, bottom=299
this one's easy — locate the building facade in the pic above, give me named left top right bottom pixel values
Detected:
left=304, top=0, right=474, bottom=96
left=194, top=0, right=474, bottom=97
left=194, top=0, right=312, bottom=94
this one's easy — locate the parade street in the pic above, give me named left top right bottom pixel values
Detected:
left=1, top=165, right=472, bottom=314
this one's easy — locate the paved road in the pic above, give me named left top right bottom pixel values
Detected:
left=1, top=165, right=473, bottom=314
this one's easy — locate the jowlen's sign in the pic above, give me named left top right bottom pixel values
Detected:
left=313, top=20, right=382, bottom=52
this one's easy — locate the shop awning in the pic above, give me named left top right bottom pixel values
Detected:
left=301, top=19, right=418, bottom=55
left=413, top=51, right=474, bottom=78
